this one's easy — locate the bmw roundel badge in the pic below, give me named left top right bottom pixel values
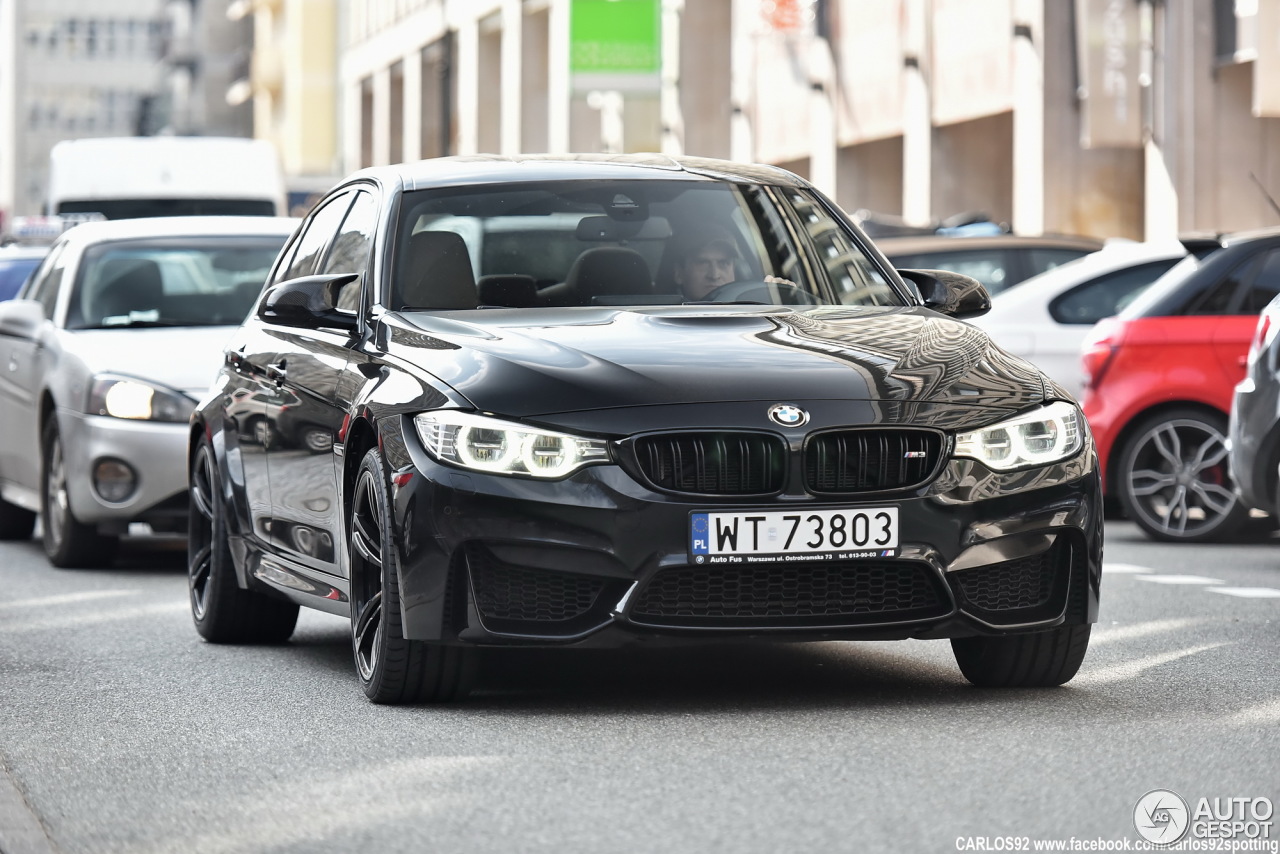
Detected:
left=767, top=404, right=809, bottom=427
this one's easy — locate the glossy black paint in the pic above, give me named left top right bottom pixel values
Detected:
left=191, top=154, right=1102, bottom=653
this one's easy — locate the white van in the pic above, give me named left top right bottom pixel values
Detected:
left=47, top=137, right=288, bottom=219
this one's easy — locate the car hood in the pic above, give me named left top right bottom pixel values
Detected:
left=64, top=326, right=237, bottom=398
left=390, top=306, right=1047, bottom=422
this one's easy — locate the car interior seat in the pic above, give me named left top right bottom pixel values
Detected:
left=477, top=274, right=539, bottom=308
left=92, top=258, right=165, bottom=323
left=543, top=246, right=653, bottom=306
left=400, top=231, right=478, bottom=310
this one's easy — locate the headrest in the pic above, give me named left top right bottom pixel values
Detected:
left=94, top=258, right=164, bottom=321
left=400, top=231, right=477, bottom=310
left=564, top=246, right=653, bottom=300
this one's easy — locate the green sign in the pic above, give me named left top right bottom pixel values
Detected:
left=570, top=0, right=661, bottom=77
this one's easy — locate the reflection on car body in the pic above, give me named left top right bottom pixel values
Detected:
left=187, top=154, right=1102, bottom=704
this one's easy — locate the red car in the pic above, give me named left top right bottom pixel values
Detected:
left=1081, top=228, right=1280, bottom=542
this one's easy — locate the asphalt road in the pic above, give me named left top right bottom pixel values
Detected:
left=1, top=521, right=1277, bottom=854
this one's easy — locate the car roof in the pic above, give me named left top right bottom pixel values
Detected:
left=1219, top=225, right=1280, bottom=247
left=341, top=153, right=811, bottom=192
left=990, top=240, right=1189, bottom=305
left=874, top=233, right=1106, bottom=255
left=51, top=215, right=300, bottom=248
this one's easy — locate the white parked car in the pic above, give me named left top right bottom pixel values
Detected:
left=969, top=239, right=1217, bottom=399
left=0, top=216, right=297, bottom=567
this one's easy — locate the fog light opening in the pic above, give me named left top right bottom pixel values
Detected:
left=93, top=459, right=137, bottom=503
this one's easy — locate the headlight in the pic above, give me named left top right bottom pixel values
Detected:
left=953, top=401, right=1085, bottom=471
left=414, top=411, right=611, bottom=479
left=87, top=376, right=196, bottom=422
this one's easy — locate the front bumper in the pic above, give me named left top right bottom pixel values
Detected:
left=386, top=422, right=1103, bottom=647
left=60, top=411, right=189, bottom=529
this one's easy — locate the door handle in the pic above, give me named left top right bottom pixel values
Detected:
left=267, top=360, right=288, bottom=384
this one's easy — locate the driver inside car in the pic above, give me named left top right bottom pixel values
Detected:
left=672, top=227, right=742, bottom=300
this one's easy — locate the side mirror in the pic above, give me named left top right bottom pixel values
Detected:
left=0, top=299, right=46, bottom=340
left=258, top=274, right=360, bottom=332
left=897, top=268, right=991, bottom=320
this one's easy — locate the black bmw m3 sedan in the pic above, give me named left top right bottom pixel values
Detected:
left=187, top=154, right=1102, bottom=703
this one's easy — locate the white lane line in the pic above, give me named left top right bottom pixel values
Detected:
left=1223, top=698, right=1280, bottom=726
left=1103, top=563, right=1154, bottom=574
left=1205, top=587, right=1280, bottom=599
left=0, top=589, right=139, bottom=610
left=0, top=601, right=188, bottom=633
left=1135, top=575, right=1225, bottom=585
left=1075, top=642, right=1229, bottom=686
left=1090, top=618, right=1209, bottom=645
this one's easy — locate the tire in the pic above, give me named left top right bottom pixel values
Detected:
left=0, top=494, right=35, bottom=541
left=349, top=447, right=476, bottom=704
left=1115, top=408, right=1248, bottom=542
left=952, top=624, right=1092, bottom=687
left=188, top=437, right=298, bottom=643
left=41, top=418, right=118, bottom=568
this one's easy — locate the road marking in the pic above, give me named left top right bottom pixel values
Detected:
left=1090, top=617, right=1208, bottom=645
left=1075, top=642, right=1228, bottom=686
left=1103, top=563, right=1154, bottom=574
left=1135, top=574, right=1224, bottom=585
left=0, top=601, right=187, bottom=633
left=0, top=589, right=138, bottom=610
left=1205, top=587, right=1280, bottom=599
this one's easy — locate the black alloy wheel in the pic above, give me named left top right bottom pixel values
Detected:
left=349, top=447, right=475, bottom=704
left=951, top=624, right=1092, bottom=687
left=1116, top=408, right=1248, bottom=543
left=188, top=437, right=298, bottom=642
left=41, top=418, right=118, bottom=568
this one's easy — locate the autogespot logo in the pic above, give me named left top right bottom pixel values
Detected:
left=768, top=403, right=809, bottom=427
left=1134, top=789, right=1191, bottom=844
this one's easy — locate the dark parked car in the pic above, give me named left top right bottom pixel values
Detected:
left=876, top=234, right=1104, bottom=296
left=189, top=154, right=1102, bottom=703
left=1082, top=227, right=1280, bottom=542
left=1230, top=291, right=1280, bottom=517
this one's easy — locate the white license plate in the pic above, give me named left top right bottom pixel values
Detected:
left=689, top=507, right=899, bottom=564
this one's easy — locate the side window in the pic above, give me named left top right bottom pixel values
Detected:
left=321, top=190, right=378, bottom=312
left=282, top=192, right=354, bottom=281
left=1238, top=249, right=1280, bottom=314
left=26, top=243, right=68, bottom=320
left=1048, top=259, right=1180, bottom=325
left=1027, top=248, right=1091, bottom=278
left=1183, top=256, right=1251, bottom=316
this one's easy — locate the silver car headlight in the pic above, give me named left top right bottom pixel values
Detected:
left=953, top=401, right=1085, bottom=471
left=87, top=376, right=196, bottom=423
left=414, top=411, right=611, bottom=478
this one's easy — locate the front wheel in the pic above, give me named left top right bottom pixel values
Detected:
left=951, top=624, right=1091, bottom=687
left=41, top=418, right=117, bottom=568
left=349, top=447, right=476, bottom=704
left=1116, top=408, right=1248, bottom=542
left=188, top=437, right=298, bottom=643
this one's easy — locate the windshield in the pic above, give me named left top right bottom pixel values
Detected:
left=57, top=199, right=278, bottom=219
left=393, top=180, right=903, bottom=310
left=1115, top=254, right=1204, bottom=319
left=67, top=236, right=287, bottom=329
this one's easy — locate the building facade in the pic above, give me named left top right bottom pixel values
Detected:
left=332, top=0, right=1280, bottom=241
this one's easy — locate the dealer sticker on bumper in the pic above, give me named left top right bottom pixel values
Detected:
left=689, top=507, right=899, bottom=564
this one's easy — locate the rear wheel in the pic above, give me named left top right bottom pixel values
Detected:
left=188, top=437, right=298, bottom=643
left=952, top=624, right=1091, bottom=687
left=350, top=447, right=475, bottom=704
left=41, top=419, right=117, bottom=568
left=0, top=495, right=35, bottom=540
left=1116, top=408, right=1248, bottom=542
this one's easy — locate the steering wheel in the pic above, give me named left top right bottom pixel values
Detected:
left=704, top=279, right=818, bottom=306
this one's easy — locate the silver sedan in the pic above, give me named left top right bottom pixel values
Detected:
left=0, top=216, right=297, bottom=567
